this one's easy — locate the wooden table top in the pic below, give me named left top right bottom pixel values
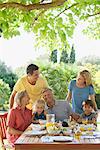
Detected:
left=15, top=124, right=100, bottom=150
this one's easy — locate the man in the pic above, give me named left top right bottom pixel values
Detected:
left=9, top=64, right=48, bottom=110
left=42, top=88, right=79, bottom=122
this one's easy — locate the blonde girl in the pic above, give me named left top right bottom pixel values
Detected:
left=32, top=99, right=46, bottom=124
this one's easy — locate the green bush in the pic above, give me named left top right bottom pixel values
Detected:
left=40, top=62, right=78, bottom=99
left=95, top=94, right=100, bottom=109
left=0, top=79, right=11, bottom=110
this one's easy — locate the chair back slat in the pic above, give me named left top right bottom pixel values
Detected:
left=0, top=112, right=8, bottom=139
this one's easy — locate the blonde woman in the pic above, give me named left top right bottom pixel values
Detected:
left=66, top=70, right=97, bottom=114
left=7, top=91, right=32, bottom=147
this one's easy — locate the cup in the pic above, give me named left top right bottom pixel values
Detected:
left=74, top=131, right=81, bottom=140
left=46, top=114, right=55, bottom=123
left=82, top=118, right=88, bottom=125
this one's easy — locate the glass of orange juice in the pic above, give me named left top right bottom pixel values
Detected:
left=74, top=130, right=82, bottom=140
left=82, top=118, right=88, bottom=125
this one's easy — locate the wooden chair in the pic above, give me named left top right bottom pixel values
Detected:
left=0, top=112, right=8, bottom=139
left=0, top=112, right=15, bottom=150
left=0, top=112, right=8, bottom=150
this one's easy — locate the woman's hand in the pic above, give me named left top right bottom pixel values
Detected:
left=66, top=90, right=72, bottom=103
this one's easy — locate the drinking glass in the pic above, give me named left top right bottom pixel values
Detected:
left=82, top=118, right=88, bottom=125
left=46, top=114, right=55, bottom=123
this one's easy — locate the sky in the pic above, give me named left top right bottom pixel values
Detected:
left=73, top=23, right=100, bottom=60
left=0, top=23, right=100, bottom=70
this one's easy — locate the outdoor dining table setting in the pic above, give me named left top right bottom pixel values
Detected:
left=15, top=117, right=100, bottom=150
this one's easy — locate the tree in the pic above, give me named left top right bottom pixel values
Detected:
left=0, top=60, right=18, bottom=91
left=60, top=50, right=69, bottom=63
left=69, top=44, right=75, bottom=63
left=0, top=0, right=99, bottom=50
left=50, top=49, right=57, bottom=63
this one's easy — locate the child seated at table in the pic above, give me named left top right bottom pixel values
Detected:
left=32, top=99, right=47, bottom=124
left=77, top=99, right=97, bottom=125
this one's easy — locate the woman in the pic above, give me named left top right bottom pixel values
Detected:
left=66, top=70, right=97, bottom=114
left=7, top=91, right=32, bottom=147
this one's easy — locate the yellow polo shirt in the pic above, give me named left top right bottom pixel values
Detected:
left=13, top=75, right=48, bottom=110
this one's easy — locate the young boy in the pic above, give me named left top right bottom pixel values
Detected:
left=78, top=99, right=97, bottom=125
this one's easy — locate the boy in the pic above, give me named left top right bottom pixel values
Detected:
left=78, top=100, right=97, bottom=125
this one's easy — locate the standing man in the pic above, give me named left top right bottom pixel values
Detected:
left=9, top=64, right=48, bottom=110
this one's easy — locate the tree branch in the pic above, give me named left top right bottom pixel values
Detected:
left=55, top=3, right=79, bottom=18
left=0, top=0, right=66, bottom=11
left=55, top=3, right=100, bottom=19
left=86, top=12, right=100, bottom=18
left=32, top=10, right=46, bottom=26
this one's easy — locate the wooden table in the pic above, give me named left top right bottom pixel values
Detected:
left=15, top=125, right=100, bottom=150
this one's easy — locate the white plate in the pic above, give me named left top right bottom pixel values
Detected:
left=52, top=136, right=73, bottom=142
left=30, top=124, right=45, bottom=130
left=81, top=135, right=95, bottom=139
left=41, top=136, right=73, bottom=143
left=93, top=131, right=100, bottom=137
left=24, top=130, right=47, bottom=136
left=93, top=131, right=100, bottom=135
left=39, top=120, right=47, bottom=125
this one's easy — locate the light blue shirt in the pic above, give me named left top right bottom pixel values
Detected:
left=68, top=80, right=95, bottom=114
left=46, top=100, right=72, bottom=122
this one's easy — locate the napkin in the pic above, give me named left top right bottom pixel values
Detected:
left=41, top=136, right=73, bottom=143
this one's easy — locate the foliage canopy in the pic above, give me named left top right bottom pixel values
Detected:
left=0, top=0, right=99, bottom=50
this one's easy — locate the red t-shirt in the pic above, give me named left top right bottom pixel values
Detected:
left=7, top=106, right=32, bottom=145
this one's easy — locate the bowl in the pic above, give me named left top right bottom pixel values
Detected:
left=62, top=127, right=72, bottom=135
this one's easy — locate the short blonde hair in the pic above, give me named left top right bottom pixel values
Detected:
left=14, top=90, right=29, bottom=106
left=79, top=70, right=92, bottom=86
left=34, top=99, right=45, bottom=109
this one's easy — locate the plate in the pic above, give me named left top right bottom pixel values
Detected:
left=39, top=120, right=47, bottom=125
left=79, top=124, right=96, bottom=131
left=41, top=136, right=73, bottom=143
left=52, top=136, right=73, bottom=142
left=30, top=124, right=45, bottom=130
left=24, top=130, right=47, bottom=136
left=93, top=131, right=100, bottom=137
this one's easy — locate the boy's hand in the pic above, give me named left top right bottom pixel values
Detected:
left=71, top=113, right=80, bottom=121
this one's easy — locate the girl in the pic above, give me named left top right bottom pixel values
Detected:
left=32, top=99, right=46, bottom=124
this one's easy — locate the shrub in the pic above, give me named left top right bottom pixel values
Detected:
left=0, top=79, right=11, bottom=110
left=40, top=62, right=78, bottom=99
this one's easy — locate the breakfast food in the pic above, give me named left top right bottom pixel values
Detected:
left=46, top=122, right=61, bottom=135
left=46, top=122, right=72, bottom=135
